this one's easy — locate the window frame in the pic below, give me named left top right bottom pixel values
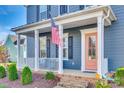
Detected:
left=63, top=33, right=68, bottom=60
left=60, top=5, right=69, bottom=15
left=40, top=36, right=47, bottom=58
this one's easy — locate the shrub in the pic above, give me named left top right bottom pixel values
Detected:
left=0, top=66, right=6, bottom=78
left=45, top=72, right=55, bottom=80
left=95, top=80, right=111, bottom=88
left=21, top=66, right=32, bottom=85
left=115, top=67, right=124, bottom=86
left=8, top=64, right=18, bottom=81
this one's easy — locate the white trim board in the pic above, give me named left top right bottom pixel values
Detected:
left=80, top=27, right=97, bottom=72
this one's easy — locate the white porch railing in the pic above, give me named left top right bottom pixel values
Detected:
left=19, top=58, right=59, bottom=71
left=19, top=58, right=35, bottom=69
left=39, top=58, right=59, bottom=71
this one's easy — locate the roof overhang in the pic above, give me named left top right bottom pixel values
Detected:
left=11, top=5, right=117, bottom=33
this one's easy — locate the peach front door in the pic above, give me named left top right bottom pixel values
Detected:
left=85, top=32, right=97, bottom=70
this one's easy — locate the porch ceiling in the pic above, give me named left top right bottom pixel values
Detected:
left=11, top=5, right=116, bottom=34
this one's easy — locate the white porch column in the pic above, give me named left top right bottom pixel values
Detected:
left=97, top=15, right=104, bottom=76
left=80, top=31, right=85, bottom=72
left=58, top=25, right=63, bottom=74
left=17, top=33, right=20, bottom=69
left=34, top=29, right=39, bottom=71
left=25, top=36, right=28, bottom=65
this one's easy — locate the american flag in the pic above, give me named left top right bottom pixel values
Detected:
left=49, top=13, right=61, bottom=46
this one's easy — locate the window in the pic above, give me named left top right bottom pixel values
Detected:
left=40, top=36, right=47, bottom=58
left=40, top=5, right=47, bottom=13
left=63, top=33, right=68, bottom=59
left=40, top=5, right=48, bottom=20
left=79, top=5, right=85, bottom=10
left=55, top=33, right=69, bottom=59
left=68, top=36, right=73, bottom=59
left=60, top=5, right=68, bottom=15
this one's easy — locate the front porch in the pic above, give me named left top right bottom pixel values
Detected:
left=12, top=6, right=116, bottom=77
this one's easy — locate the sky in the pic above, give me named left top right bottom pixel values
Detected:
left=0, top=5, right=26, bottom=41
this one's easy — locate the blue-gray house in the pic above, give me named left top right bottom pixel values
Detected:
left=11, top=5, right=124, bottom=77
left=4, top=34, right=26, bottom=62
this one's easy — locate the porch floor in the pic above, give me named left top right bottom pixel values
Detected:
left=37, top=69, right=96, bottom=78
left=63, top=69, right=96, bottom=78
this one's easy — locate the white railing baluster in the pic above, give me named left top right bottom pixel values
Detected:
left=39, top=58, right=59, bottom=71
left=19, top=58, right=59, bottom=71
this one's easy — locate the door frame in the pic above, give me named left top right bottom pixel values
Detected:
left=80, top=28, right=97, bottom=72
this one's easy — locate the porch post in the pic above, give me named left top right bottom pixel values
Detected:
left=97, top=15, right=104, bottom=77
left=17, top=33, right=20, bottom=69
left=58, top=25, right=63, bottom=74
left=80, top=31, right=85, bottom=72
left=34, top=29, right=39, bottom=71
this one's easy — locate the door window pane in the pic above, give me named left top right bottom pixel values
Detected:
left=88, top=36, right=96, bottom=60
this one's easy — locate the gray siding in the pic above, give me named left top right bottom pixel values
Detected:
left=27, top=6, right=39, bottom=24
left=63, top=29, right=81, bottom=70
left=27, top=5, right=85, bottom=24
left=104, top=5, right=124, bottom=71
left=27, top=36, right=35, bottom=57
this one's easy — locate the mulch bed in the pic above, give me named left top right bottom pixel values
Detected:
left=0, top=71, right=59, bottom=88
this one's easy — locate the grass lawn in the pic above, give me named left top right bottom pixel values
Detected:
left=0, top=83, right=7, bottom=88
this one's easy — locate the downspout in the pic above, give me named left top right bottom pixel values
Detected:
left=101, top=8, right=110, bottom=76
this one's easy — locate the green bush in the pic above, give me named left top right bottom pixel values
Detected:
left=115, top=67, right=124, bottom=86
left=95, top=80, right=111, bottom=88
left=45, top=72, right=55, bottom=80
left=8, top=64, right=18, bottom=81
left=0, top=66, right=6, bottom=78
left=21, top=66, right=32, bottom=85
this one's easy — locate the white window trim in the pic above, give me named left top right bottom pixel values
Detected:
left=63, top=33, right=68, bottom=60
left=58, top=5, right=60, bottom=16
left=67, top=5, right=69, bottom=13
left=40, top=36, right=47, bottom=58
left=80, top=28, right=97, bottom=72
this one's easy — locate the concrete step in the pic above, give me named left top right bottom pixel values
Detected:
left=56, top=74, right=96, bottom=88
left=57, top=82, right=88, bottom=88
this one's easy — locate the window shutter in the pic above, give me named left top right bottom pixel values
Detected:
left=47, top=5, right=51, bottom=18
left=47, top=38, right=50, bottom=58
left=68, top=36, right=73, bottom=59
left=56, top=45, right=58, bottom=58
